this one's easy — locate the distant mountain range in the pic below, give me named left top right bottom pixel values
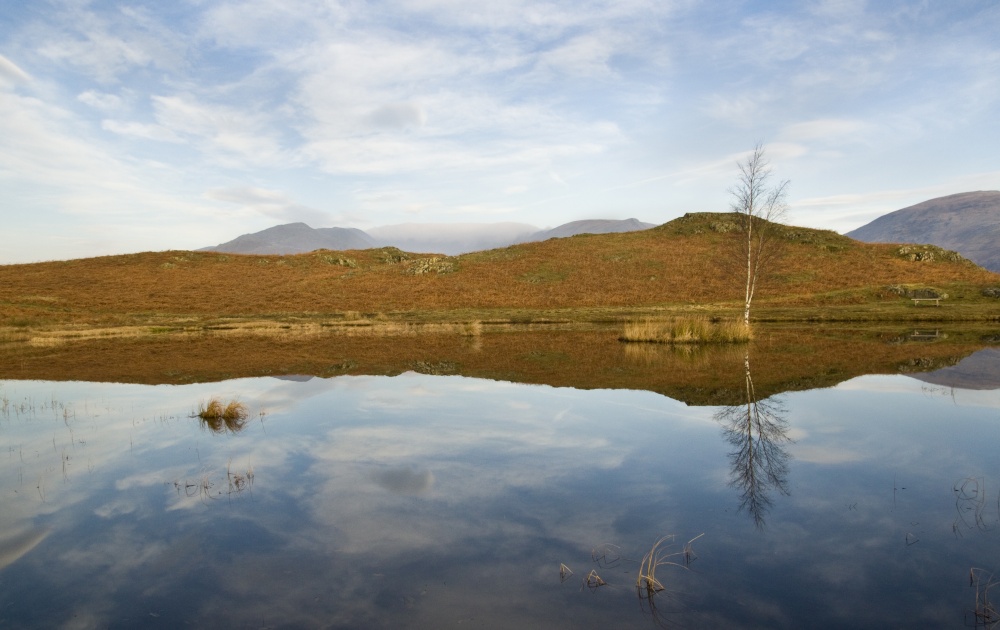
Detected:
left=199, top=223, right=376, bottom=255
left=201, top=218, right=656, bottom=255
left=847, top=191, right=1000, bottom=272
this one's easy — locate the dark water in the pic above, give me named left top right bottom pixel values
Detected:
left=2, top=351, right=1000, bottom=628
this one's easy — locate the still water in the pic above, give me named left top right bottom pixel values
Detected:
left=2, top=350, right=1000, bottom=628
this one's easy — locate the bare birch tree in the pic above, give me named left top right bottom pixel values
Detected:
left=729, top=143, right=789, bottom=328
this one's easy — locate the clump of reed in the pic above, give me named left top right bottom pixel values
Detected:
left=195, top=398, right=249, bottom=433
left=970, top=568, right=1000, bottom=627
left=635, top=534, right=703, bottom=599
left=619, top=317, right=751, bottom=344
left=227, top=458, right=255, bottom=495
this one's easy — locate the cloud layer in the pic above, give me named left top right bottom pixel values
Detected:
left=1, top=1, right=998, bottom=261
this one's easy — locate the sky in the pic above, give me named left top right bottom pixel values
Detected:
left=1, top=0, right=999, bottom=264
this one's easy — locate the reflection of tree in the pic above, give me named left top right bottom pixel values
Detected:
left=715, top=352, right=791, bottom=529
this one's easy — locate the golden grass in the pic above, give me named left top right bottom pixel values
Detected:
left=620, top=317, right=752, bottom=344
left=195, top=398, right=249, bottom=433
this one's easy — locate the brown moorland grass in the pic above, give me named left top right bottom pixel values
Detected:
left=1, top=324, right=995, bottom=405
left=1, top=213, right=998, bottom=331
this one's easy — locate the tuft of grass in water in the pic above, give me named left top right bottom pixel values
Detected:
left=584, top=569, right=607, bottom=589
left=227, top=458, right=255, bottom=495
left=635, top=534, right=703, bottom=599
left=559, top=563, right=573, bottom=583
left=620, top=317, right=751, bottom=344
left=195, top=398, right=249, bottom=433
left=970, top=567, right=1000, bottom=628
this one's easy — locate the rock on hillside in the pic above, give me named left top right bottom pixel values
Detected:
left=520, top=218, right=655, bottom=243
left=201, top=223, right=376, bottom=255
left=846, top=191, right=1000, bottom=272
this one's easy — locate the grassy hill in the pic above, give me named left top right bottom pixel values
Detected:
left=2, top=212, right=998, bottom=331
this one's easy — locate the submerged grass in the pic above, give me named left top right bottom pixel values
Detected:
left=970, top=568, right=1000, bottom=628
left=636, top=534, right=703, bottom=599
left=620, top=317, right=751, bottom=344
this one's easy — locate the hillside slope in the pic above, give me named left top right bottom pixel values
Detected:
left=520, top=218, right=655, bottom=242
left=847, top=191, right=1000, bottom=272
left=2, top=212, right=998, bottom=328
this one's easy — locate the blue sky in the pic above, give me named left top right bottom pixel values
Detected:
left=1, top=0, right=998, bottom=263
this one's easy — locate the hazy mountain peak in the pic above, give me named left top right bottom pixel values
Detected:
left=200, top=217, right=658, bottom=256
left=202, top=223, right=376, bottom=255
left=525, top=218, right=655, bottom=242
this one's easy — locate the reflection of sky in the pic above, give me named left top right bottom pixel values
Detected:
left=839, top=373, right=1000, bottom=409
left=1, top=373, right=1000, bottom=628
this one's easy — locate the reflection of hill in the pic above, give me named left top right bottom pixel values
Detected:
left=907, top=348, right=1000, bottom=390
left=1, top=327, right=992, bottom=405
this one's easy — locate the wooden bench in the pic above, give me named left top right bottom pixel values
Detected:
left=911, top=298, right=941, bottom=306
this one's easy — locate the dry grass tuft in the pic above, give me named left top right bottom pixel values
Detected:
left=584, top=569, right=607, bottom=589
left=620, top=317, right=751, bottom=344
left=636, top=534, right=703, bottom=599
left=970, top=568, right=1000, bottom=628
left=195, top=398, right=249, bottom=433
left=559, top=563, right=573, bottom=583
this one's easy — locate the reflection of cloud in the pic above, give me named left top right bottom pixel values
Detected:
left=371, top=465, right=435, bottom=495
left=5, top=369, right=996, bottom=627
left=791, top=445, right=863, bottom=464
left=0, top=528, right=49, bottom=571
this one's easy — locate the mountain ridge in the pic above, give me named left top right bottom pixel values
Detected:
left=200, top=222, right=376, bottom=254
left=847, top=191, right=1000, bottom=272
left=202, top=218, right=655, bottom=255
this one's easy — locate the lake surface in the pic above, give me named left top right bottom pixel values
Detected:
left=2, top=344, right=1000, bottom=628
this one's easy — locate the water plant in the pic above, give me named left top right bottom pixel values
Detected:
left=584, top=569, right=607, bottom=589
left=195, top=398, right=249, bottom=433
left=619, top=317, right=751, bottom=344
left=559, top=563, right=573, bottom=583
left=970, top=568, right=1000, bottom=628
left=635, top=534, right=703, bottom=599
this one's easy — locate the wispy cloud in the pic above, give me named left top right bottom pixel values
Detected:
left=206, top=187, right=336, bottom=225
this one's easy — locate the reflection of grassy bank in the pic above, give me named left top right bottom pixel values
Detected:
left=2, top=325, right=996, bottom=405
